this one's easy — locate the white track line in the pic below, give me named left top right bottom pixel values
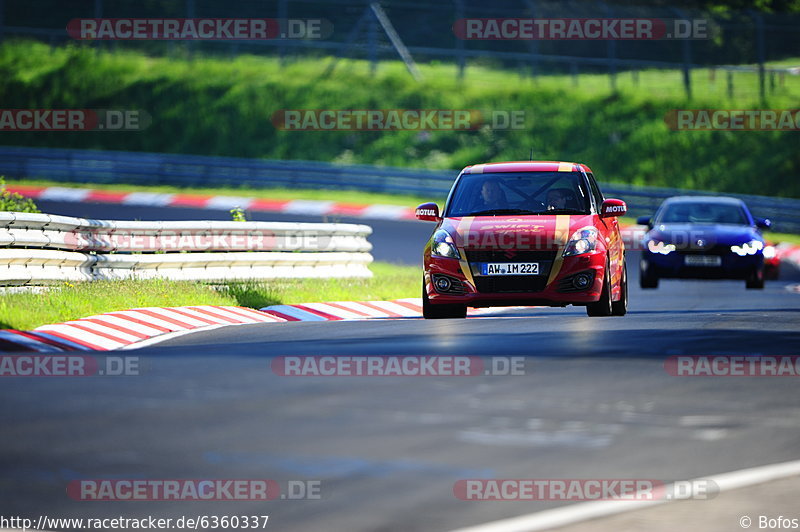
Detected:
left=448, top=459, right=800, bottom=532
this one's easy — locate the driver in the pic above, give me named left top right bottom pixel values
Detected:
left=478, top=179, right=506, bottom=210
left=546, top=188, right=568, bottom=210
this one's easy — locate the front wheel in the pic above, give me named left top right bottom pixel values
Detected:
left=746, top=268, right=765, bottom=289
left=640, top=260, right=659, bottom=289
left=422, top=280, right=467, bottom=319
left=586, top=267, right=613, bottom=317
left=611, top=261, right=628, bottom=316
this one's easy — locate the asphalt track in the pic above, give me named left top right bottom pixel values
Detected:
left=1, top=200, right=799, bottom=531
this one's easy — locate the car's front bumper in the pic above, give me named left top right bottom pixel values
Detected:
left=424, top=250, right=608, bottom=307
left=641, top=250, right=763, bottom=280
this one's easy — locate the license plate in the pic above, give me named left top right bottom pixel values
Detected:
left=480, top=262, right=540, bottom=275
left=684, top=255, right=722, bottom=267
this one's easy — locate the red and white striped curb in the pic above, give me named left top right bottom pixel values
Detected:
left=6, top=184, right=418, bottom=221
left=776, top=243, right=800, bottom=269
left=0, top=305, right=284, bottom=352
left=0, top=300, right=522, bottom=352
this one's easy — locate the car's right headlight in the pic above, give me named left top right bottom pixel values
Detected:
left=647, top=240, right=676, bottom=255
left=563, top=227, right=598, bottom=257
left=431, top=229, right=460, bottom=259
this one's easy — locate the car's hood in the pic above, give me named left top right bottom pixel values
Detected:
left=648, top=223, right=762, bottom=247
left=442, top=214, right=597, bottom=249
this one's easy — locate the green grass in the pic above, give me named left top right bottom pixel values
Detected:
left=0, top=262, right=420, bottom=331
left=1, top=39, right=799, bottom=197
left=8, top=178, right=442, bottom=208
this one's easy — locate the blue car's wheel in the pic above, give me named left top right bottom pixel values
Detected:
left=746, top=268, right=765, bottom=289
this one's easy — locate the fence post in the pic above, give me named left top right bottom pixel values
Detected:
left=601, top=2, right=617, bottom=91
left=672, top=8, right=692, bottom=99
left=455, top=0, right=465, bottom=80
left=751, top=11, right=766, bottom=104
left=727, top=70, right=734, bottom=99
left=368, top=6, right=378, bottom=76
left=278, top=0, right=288, bottom=66
left=186, top=0, right=195, bottom=55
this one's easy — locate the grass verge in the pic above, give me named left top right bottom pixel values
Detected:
left=0, top=261, right=419, bottom=331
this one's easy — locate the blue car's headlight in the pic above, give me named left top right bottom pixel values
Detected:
left=731, top=240, right=764, bottom=256
left=431, top=229, right=460, bottom=259
left=647, top=240, right=676, bottom=255
left=563, top=227, right=598, bottom=257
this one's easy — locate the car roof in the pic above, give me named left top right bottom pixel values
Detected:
left=662, top=195, right=746, bottom=206
left=461, top=161, right=592, bottom=174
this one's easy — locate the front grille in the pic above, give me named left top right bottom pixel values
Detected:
left=474, top=276, right=549, bottom=293
left=681, top=245, right=730, bottom=256
left=467, top=249, right=557, bottom=293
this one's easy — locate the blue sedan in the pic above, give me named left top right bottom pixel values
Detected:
left=638, top=196, right=771, bottom=290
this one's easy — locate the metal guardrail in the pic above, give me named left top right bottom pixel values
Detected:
left=0, top=145, right=798, bottom=232
left=0, top=211, right=374, bottom=285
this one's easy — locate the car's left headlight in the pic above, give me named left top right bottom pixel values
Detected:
left=431, top=229, right=461, bottom=259
left=763, top=245, right=776, bottom=260
left=730, top=240, right=764, bottom=256
left=563, top=226, right=598, bottom=257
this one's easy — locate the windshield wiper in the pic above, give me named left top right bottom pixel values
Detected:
left=466, top=209, right=539, bottom=216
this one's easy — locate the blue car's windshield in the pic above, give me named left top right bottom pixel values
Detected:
left=445, top=172, right=592, bottom=217
left=656, top=202, right=749, bottom=225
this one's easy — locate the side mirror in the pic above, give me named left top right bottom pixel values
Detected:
left=415, top=202, right=441, bottom=222
left=636, top=216, right=651, bottom=226
left=600, top=199, right=627, bottom=218
left=756, top=218, right=772, bottom=229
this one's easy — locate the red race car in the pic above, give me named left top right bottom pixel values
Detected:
left=416, top=161, right=628, bottom=318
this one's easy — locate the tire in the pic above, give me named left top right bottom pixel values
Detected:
left=422, top=280, right=467, bottom=319
left=611, top=261, right=628, bottom=316
left=746, top=268, right=765, bottom=289
left=586, top=266, right=613, bottom=317
left=639, top=260, right=659, bottom=289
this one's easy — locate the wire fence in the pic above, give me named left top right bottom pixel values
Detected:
left=2, top=0, right=800, bottom=100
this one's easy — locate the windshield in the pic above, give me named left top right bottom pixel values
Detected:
left=445, top=172, right=592, bottom=217
left=655, top=202, right=750, bottom=225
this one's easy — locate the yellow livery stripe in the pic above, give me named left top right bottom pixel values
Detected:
left=547, top=215, right=571, bottom=286
left=470, top=164, right=486, bottom=174
left=456, top=216, right=476, bottom=288
left=557, top=161, right=574, bottom=172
